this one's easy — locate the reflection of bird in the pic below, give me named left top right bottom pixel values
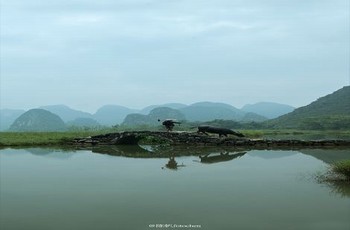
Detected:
left=165, top=156, right=178, bottom=169
left=162, top=155, right=185, bottom=170
left=158, top=119, right=181, bottom=131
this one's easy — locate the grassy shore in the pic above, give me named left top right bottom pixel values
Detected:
left=0, top=131, right=106, bottom=146
left=331, top=160, right=350, bottom=181
left=1, top=129, right=350, bottom=147
left=316, top=160, right=350, bottom=193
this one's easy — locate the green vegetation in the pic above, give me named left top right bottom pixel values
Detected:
left=1, top=128, right=350, bottom=147
left=331, top=160, right=350, bottom=181
left=299, top=115, right=350, bottom=130
left=0, top=130, right=115, bottom=146
left=316, top=160, right=350, bottom=197
left=266, top=86, right=350, bottom=130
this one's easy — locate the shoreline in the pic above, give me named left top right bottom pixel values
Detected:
left=1, top=130, right=350, bottom=149
left=72, top=131, right=350, bottom=149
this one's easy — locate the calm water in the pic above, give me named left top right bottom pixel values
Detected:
left=1, top=146, right=349, bottom=230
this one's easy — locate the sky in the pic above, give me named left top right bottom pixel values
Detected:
left=1, top=0, right=349, bottom=113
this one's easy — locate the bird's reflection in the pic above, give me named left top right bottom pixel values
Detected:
left=199, top=151, right=246, bottom=164
left=166, top=156, right=178, bottom=169
left=163, top=155, right=185, bottom=170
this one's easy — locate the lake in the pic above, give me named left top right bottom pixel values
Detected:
left=1, top=146, right=349, bottom=230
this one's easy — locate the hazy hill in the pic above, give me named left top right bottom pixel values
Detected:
left=0, top=109, right=25, bottom=131
left=66, top=117, right=101, bottom=128
left=122, top=107, right=185, bottom=127
left=241, top=102, right=295, bottom=119
left=140, top=103, right=187, bottom=114
left=123, top=102, right=267, bottom=125
left=180, top=102, right=245, bottom=122
left=122, top=114, right=153, bottom=127
left=40, top=105, right=93, bottom=122
left=9, top=109, right=66, bottom=132
left=1, top=100, right=292, bottom=129
left=241, top=112, right=268, bottom=122
left=266, top=86, right=350, bottom=129
left=93, top=105, right=138, bottom=125
left=148, top=107, right=186, bottom=121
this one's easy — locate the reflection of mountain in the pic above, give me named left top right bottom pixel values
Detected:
left=25, top=148, right=74, bottom=159
left=92, top=145, right=153, bottom=158
left=248, top=150, right=297, bottom=159
left=91, top=145, right=249, bottom=159
left=299, top=149, right=350, bottom=164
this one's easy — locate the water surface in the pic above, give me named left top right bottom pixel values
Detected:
left=1, top=147, right=349, bottom=230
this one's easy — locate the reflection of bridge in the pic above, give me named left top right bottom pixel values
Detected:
left=73, top=131, right=350, bottom=148
left=89, top=145, right=240, bottom=158
left=199, top=152, right=246, bottom=164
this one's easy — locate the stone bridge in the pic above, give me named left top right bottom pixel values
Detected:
left=72, top=131, right=350, bottom=149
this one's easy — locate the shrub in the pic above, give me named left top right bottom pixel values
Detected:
left=331, top=160, right=350, bottom=180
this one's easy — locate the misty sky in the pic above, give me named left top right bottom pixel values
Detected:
left=1, top=0, right=349, bottom=113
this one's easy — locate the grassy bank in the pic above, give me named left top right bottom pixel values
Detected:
left=331, top=160, right=350, bottom=181
left=316, top=160, right=350, bottom=195
left=0, top=131, right=107, bottom=146
left=1, top=129, right=350, bottom=147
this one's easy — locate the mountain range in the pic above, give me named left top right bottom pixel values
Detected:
left=1, top=86, right=349, bottom=131
left=1, top=101, right=291, bottom=131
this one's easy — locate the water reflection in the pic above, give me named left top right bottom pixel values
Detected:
left=248, top=150, right=296, bottom=159
left=90, top=145, right=249, bottom=160
left=330, top=181, right=350, bottom=197
left=91, top=145, right=152, bottom=157
left=26, top=148, right=74, bottom=159
left=165, top=156, right=178, bottom=169
left=162, top=155, right=185, bottom=170
left=265, top=133, right=350, bottom=140
left=2, top=146, right=349, bottom=166
left=300, top=149, right=350, bottom=164
left=199, top=151, right=246, bottom=164
left=0, top=147, right=75, bottom=159
left=1, top=147, right=350, bottom=230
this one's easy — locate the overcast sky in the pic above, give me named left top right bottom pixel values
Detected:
left=1, top=0, right=349, bottom=113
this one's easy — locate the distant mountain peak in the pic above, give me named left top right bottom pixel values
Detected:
left=94, top=105, right=139, bottom=125
left=9, top=109, right=66, bottom=132
left=190, top=101, right=239, bottom=109
left=140, top=103, right=187, bottom=115
left=241, top=102, right=295, bottom=119
left=39, top=104, right=93, bottom=122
